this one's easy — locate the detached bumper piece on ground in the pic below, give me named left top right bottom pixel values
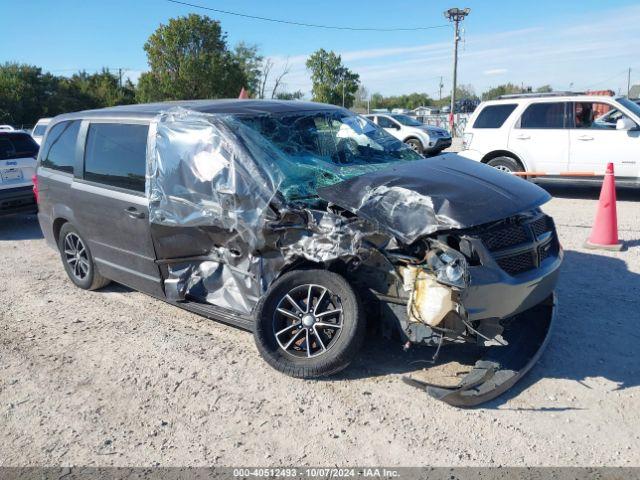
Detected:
left=403, top=295, right=556, bottom=407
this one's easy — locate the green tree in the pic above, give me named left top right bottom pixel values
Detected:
left=435, top=84, right=478, bottom=108
left=305, top=49, right=360, bottom=108
left=0, top=63, right=139, bottom=127
left=481, top=83, right=525, bottom=100
left=234, top=42, right=263, bottom=96
left=536, top=84, right=553, bottom=93
left=137, top=14, right=247, bottom=102
left=370, top=92, right=385, bottom=109
left=0, top=63, right=54, bottom=126
left=274, top=90, right=304, bottom=100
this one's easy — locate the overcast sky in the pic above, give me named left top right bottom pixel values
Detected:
left=2, top=0, right=639, bottom=98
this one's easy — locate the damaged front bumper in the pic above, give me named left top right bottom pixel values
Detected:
left=403, top=293, right=556, bottom=407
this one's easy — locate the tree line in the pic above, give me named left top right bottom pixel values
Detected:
left=0, top=14, right=361, bottom=127
left=0, top=13, right=555, bottom=127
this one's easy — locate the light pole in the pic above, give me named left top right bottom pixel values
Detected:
left=444, top=7, right=470, bottom=137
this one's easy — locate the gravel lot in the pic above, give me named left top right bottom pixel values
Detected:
left=1, top=184, right=639, bottom=467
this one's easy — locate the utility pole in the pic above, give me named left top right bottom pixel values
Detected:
left=118, top=68, right=123, bottom=89
left=627, top=67, right=632, bottom=97
left=438, top=76, right=444, bottom=100
left=444, top=7, right=470, bottom=137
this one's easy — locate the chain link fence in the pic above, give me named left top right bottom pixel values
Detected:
left=416, top=113, right=470, bottom=136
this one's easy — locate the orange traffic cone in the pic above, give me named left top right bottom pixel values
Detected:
left=238, top=87, right=249, bottom=99
left=584, top=162, right=623, bottom=251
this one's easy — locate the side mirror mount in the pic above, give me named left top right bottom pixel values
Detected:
left=616, top=117, right=637, bottom=130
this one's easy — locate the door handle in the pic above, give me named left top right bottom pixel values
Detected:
left=577, top=135, right=594, bottom=141
left=515, top=134, right=530, bottom=140
left=124, top=207, right=145, bottom=219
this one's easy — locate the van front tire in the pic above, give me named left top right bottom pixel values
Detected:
left=58, top=223, right=110, bottom=291
left=253, top=269, right=365, bottom=379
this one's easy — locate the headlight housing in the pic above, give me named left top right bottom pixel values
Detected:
left=462, top=133, right=473, bottom=149
left=425, top=248, right=468, bottom=288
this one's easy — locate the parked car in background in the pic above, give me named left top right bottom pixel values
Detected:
left=31, top=118, right=52, bottom=145
left=456, top=99, right=480, bottom=113
left=36, top=100, right=560, bottom=406
left=459, top=93, right=640, bottom=186
left=364, top=113, right=452, bottom=155
left=0, top=125, right=15, bottom=132
left=0, top=131, right=39, bottom=215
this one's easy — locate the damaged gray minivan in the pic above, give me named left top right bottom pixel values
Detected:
left=36, top=100, right=562, bottom=406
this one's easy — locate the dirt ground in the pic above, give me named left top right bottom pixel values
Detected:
left=1, top=184, right=639, bottom=467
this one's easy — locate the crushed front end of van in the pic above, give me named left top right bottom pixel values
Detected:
left=146, top=106, right=562, bottom=407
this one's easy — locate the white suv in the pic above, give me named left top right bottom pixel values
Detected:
left=0, top=131, right=39, bottom=215
left=459, top=93, right=640, bottom=185
left=31, top=118, right=52, bottom=145
left=365, top=113, right=452, bottom=155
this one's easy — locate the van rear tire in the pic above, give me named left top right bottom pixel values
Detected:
left=58, top=223, right=110, bottom=291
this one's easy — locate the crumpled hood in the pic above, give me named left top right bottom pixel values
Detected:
left=316, top=154, right=551, bottom=244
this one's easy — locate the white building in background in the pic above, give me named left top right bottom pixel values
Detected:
left=413, top=106, right=440, bottom=116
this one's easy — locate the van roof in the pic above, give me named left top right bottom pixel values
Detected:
left=52, top=99, right=342, bottom=122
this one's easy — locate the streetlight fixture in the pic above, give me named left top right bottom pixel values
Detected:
left=444, top=7, right=470, bottom=137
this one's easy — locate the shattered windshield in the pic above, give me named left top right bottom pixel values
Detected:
left=236, top=110, right=421, bottom=204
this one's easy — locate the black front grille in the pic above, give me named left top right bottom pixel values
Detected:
left=531, top=216, right=552, bottom=238
left=479, top=223, right=529, bottom=251
left=477, top=214, right=558, bottom=276
left=495, top=251, right=536, bottom=275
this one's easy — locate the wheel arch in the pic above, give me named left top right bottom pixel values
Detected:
left=481, top=150, right=527, bottom=171
left=52, top=217, right=70, bottom=244
left=403, top=135, right=425, bottom=146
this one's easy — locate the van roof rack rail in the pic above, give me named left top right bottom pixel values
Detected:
left=498, top=91, right=586, bottom=99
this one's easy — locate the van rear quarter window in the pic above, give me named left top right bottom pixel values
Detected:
left=84, top=123, right=148, bottom=192
left=40, top=120, right=80, bottom=173
left=472, top=104, right=517, bottom=128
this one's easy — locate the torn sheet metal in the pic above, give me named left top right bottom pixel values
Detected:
left=403, top=294, right=556, bottom=407
left=317, top=155, right=551, bottom=244
left=274, top=210, right=390, bottom=265
left=147, top=108, right=283, bottom=249
left=164, top=248, right=286, bottom=314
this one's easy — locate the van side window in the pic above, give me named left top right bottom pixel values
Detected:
left=472, top=104, right=517, bottom=128
left=84, top=123, right=148, bottom=192
left=519, top=102, right=568, bottom=129
left=40, top=121, right=80, bottom=173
